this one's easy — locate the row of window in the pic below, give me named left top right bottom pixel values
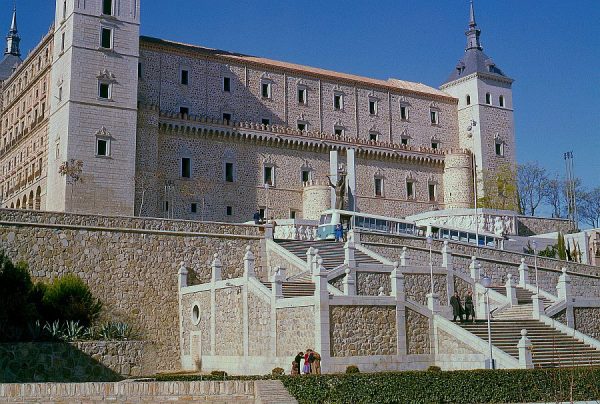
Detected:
left=465, top=93, right=506, bottom=108
left=173, top=73, right=441, bottom=124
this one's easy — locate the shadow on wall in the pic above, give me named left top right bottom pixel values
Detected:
left=0, top=342, right=122, bottom=383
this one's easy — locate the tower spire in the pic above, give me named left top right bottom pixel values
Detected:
left=5, top=3, right=20, bottom=57
left=465, top=0, right=482, bottom=51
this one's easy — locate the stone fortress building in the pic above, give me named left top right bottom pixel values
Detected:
left=0, top=0, right=515, bottom=222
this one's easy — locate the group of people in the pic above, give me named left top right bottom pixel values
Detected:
left=334, top=222, right=351, bottom=242
left=449, top=290, right=476, bottom=322
left=291, top=349, right=321, bottom=375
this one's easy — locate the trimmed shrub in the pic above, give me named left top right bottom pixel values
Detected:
left=0, top=253, right=37, bottom=340
left=427, top=365, right=442, bottom=372
left=272, top=367, right=285, bottom=376
left=345, top=365, right=360, bottom=374
left=42, top=274, right=102, bottom=326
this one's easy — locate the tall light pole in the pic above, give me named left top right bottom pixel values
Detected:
left=532, top=240, right=539, bottom=295
left=427, top=235, right=434, bottom=296
left=481, top=275, right=495, bottom=369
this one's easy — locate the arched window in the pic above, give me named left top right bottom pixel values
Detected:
left=28, top=191, right=34, bottom=209
left=22, top=195, right=27, bottom=209
left=35, top=186, right=41, bottom=210
left=16, top=199, right=20, bottom=209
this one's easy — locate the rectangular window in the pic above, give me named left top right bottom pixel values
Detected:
left=58, top=87, right=63, bottom=101
left=261, top=118, right=270, bottom=125
left=222, top=112, right=232, bottom=122
left=430, top=110, right=439, bottom=125
left=181, top=157, right=191, bottom=178
left=259, top=208, right=265, bottom=219
left=191, top=203, right=197, bottom=213
left=400, top=105, right=409, bottom=120
left=138, top=62, right=142, bottom=78
left=223, top=77, right=231, bottom=92
left=98, top=82, right=110, bottom=99
left=261, top=82, right=271, bottom=98
left=96, top=138, right=109, bottom=156
left=164, top=201, right=169, bottom=212
left=334, top=126, right=344, bottom=137
left=290, top=210, right=297, bottom=220
left=406, top=181, right=414, bottom=199
left=225, top=162, right=234, bottom=182
left=369, top=132, right=378, bottom=142
left=431, top=142, right=439, bottom=150
left=179, top=106, right=189, bottom=115
left=485, top=93, right=491, bottom=105
left=495, top=142, right=504, bottom=156
left=374, top=178, right=383, bottom=197
left=301, top=170, right=310, bottom=183
left=401, top=137, right=408, bottom=146
left=102, top=0, right=113, bottom=15
left=263, top=166, right=273, bottom=185
left=499, top=95, right=505, bottom=107
left=181, top=69, right=189, bottom=85
left=334, top=93, right=343, bottom=110
left=369, top=99, right=378, bottom=115
left=297, top=121, right=307, bottom=131
left=429, top=184, right=437, bottom=202
left=297, top=87, right=307, bottom=104
left=61, top=33, right=65, bottom=52
left=226, top=206, right=233, bottom=216
left=100, top=28, right=112, bottom=49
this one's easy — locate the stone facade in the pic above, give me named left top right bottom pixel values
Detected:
left=180, top=291, right=211, bottom=357
left=356, top=272, right=391, bottom=296
left=276, top=306, right=315, bottom=358
left=215, top=287, right=244, bottom=356
left=0, top=209, right=261, bottom=372
left=329, top=305, right=397, bottom=357
left=248, top=292, right=271, bottom=357
left=404, top=274, right=448, bottom=306
left=0, top=341, right=152, bottom=383
left=436, top=329, right=478, bottom=355
left=517, top=216, right=574, bottom=236
left=405, top=308, right=430, bottom=355
left=552, top=309, right=567, bottom=324
left=574, top=308, right=600, bottom=340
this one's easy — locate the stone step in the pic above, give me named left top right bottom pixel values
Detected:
left=255, top=380, right=299, bottom=404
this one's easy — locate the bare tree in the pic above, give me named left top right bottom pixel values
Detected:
left=578, top=187, right=600, bottom=228
left=58, top=159, right=84, bottom=206
left=517, top=162, right=548, bottom=216
left=545, top=175, right=565, bottom=218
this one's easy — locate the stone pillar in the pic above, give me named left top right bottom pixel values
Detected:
left=557, top=267, right=575, bottom=327
left=344, top=239, right=356, bottom=268
left=505, top=274, right=518, bottom=306
left=519, top=258, right=529, bottom=287
left=390, top=263, right=407, bottom=356
left=272, top=266, right=284, bottom=299
left=442, top=241, right=453, bottom=270
left=178, top=262, right=188, bottom=289
left=314, top=259, right=330, bottom=372
left=329, top=150, right=338, bottom=209
left=211, top=254, right=222, bottom=283
left=264, top=223, right=274, bottom=240
left=469, top=256, right=479, bottom=280
left=400, top=247, right=409, bottom=267
left=517, top=329, right=534, bottom=369
left=347, top=148, right=357, bottom=211
left=532, top=294, right=545, bottom=320
left=243, top=246, right=255, bottom=280
left=342, top=268, right=355, bottom=296
left=427, top=293, right=441, bottom=315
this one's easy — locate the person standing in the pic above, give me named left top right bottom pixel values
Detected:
left=464, top=290, right=475, bottom=322
left=253, top=209, right=261, bottom=224
left=294, top=352, right=303, bottom=375
left=311, top=351, right=321, bottom=374
left=334, top=223, right=343, bottom=242
left=450, top=291, right=464, bottom=322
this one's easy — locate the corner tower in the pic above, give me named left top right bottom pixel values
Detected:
left=440, top=1, right=515, bottom=195
left=46, top=0, right=140, bottom=214
left=0, top=6, right=23, bottom=80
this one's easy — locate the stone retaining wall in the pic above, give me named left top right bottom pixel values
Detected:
left=0, top=210, right=262, bottom=372
left=574, top=308, right=600, bottom=340
left=329, top=305, right=396, bottom=357
left=276, top=306, right=315, bottom=358
left=516, top=216, right=573, bottom=237
left=0, top=380, right=256, bottom=403
left=405, top=308, right=430, bottom=355
left=0, top=341, right=152, bottom=383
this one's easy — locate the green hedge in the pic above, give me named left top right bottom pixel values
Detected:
left=280, top=368, right=600, bottom=404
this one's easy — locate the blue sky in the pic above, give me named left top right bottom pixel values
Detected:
left=9, top=1, right=600, bottom=188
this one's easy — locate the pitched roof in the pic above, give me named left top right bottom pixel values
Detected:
left=0, top=53, right=21, bottom=81
left=140, top=36, right=455, bottom=101
left=444, top=48, right=508, bottom=84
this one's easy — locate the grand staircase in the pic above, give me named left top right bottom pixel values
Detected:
left=260, top=281, right=315, bottom=298
left=461, top=319, right=600, bottom=368
left=275, top=240, right=379, bottom=270
left=489, top=285, right=553, bottom=320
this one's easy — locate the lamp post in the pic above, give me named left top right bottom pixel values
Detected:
left=532, top=240, right=539, bottom=295
left=481, top=275, right=495, bottom=369
left=427, top=235, right=434, bottom=296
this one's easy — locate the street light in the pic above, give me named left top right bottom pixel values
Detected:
left=480, top=275, right=495, bottom=369
left=532, top=240, right=539, bottom=295
left=427, top=235, right=434, bottom=296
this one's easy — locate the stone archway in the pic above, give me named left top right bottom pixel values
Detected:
left=35, top=187, right=41, bottom=210
left=22, top=195, right=27, bottom=209
left=10, top=202, right=14, bottom=209
left=28, top=191, right=34, bottom=209
left=16, top=199, right=20, bottom=209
